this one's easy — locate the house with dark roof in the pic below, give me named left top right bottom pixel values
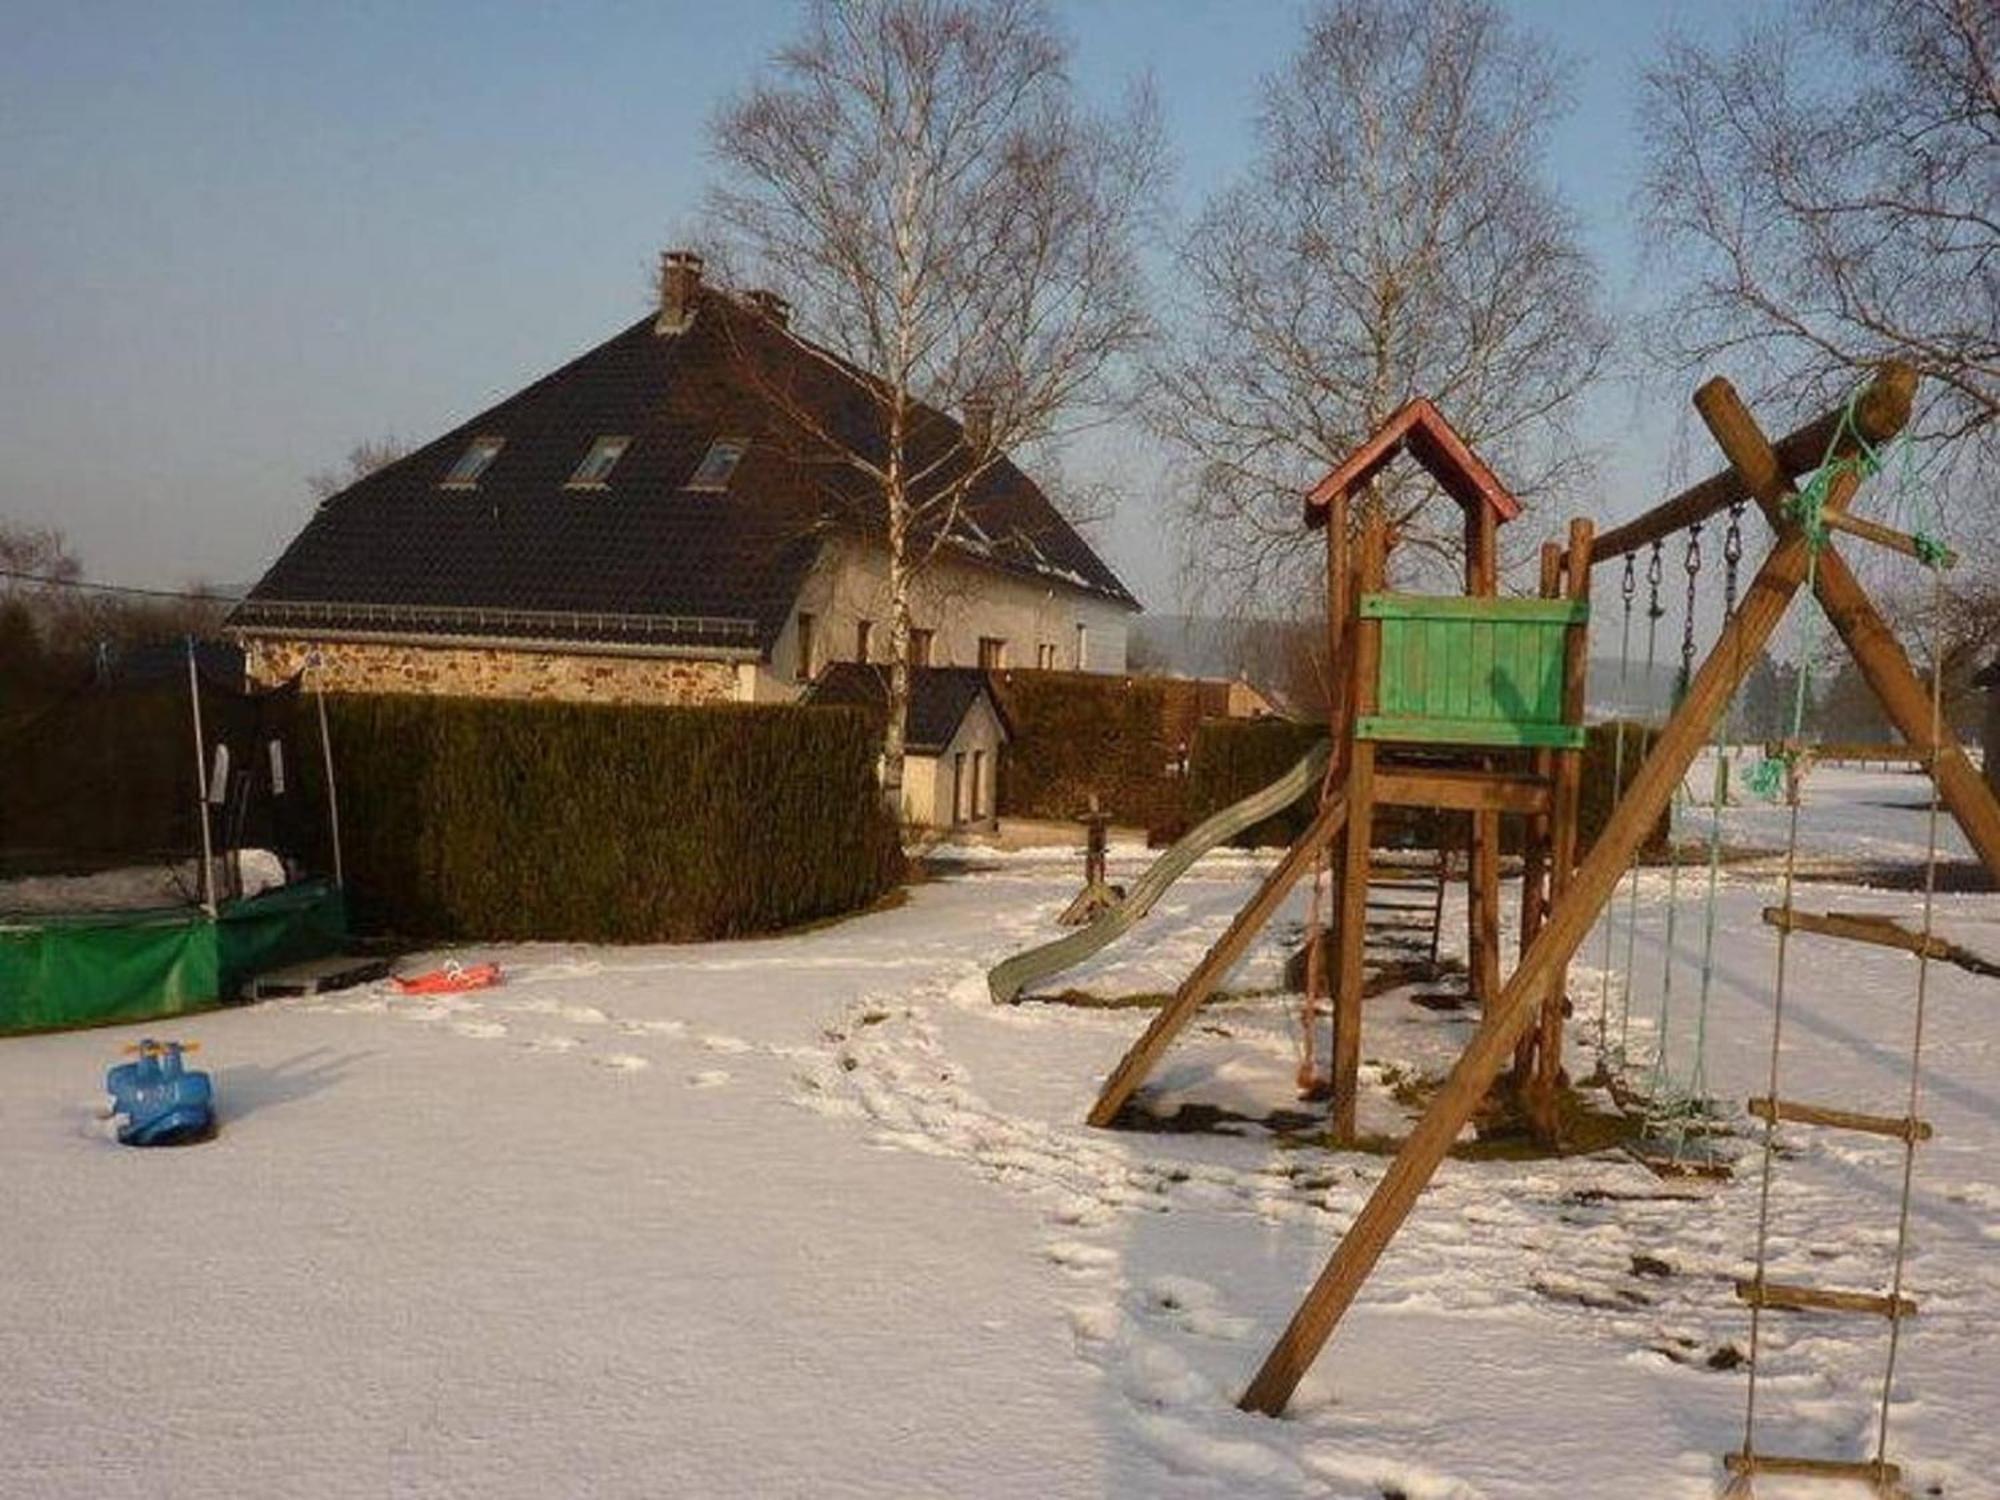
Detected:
left=229, top=252, right=1139, bottom=706
left=807, top=664, right=1011, bottom=828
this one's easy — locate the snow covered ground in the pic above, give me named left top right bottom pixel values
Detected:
left=3, top=767, right=1996, bottom=1497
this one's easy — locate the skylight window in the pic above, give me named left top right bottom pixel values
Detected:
left=686, top=438, right=747, bottom=492
left=567, top=435, right=631, bottom=489
left=441, top=435, right=504, bottom=488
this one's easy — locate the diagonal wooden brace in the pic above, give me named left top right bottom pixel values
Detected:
left=1237, top=376, right=1880, bottom=1417
left=1087, top=794, right=1350, bottom=1129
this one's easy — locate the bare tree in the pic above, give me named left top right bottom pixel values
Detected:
left=1152, top=0, right=1611, bottom=619
left=708, top=0, right=1161, bottom=806
left=307, top=435, right=412, bottom=504
left=1637, top=0, right=1997, bottom=526
left=1639, top=0, right=2000, bottom=714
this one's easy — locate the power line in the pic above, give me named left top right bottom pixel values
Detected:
left=0, top=568, right=242, bottom=604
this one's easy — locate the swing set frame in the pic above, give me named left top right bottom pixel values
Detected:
left=1234, top=362, right=2000, bottom=1418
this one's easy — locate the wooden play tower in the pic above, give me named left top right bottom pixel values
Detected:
left=1089, top=397, right=1593, bottom=1142
left=1085, top=362, right=2000, bottom=1485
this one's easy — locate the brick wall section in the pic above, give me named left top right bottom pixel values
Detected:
left=242, top=637, right=738, bottom=706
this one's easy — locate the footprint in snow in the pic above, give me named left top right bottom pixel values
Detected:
left=594, top=1053, right=651, bottom=1073
left=621, top=1018, right=687, bottom=1037
left=451, top=1020, right=508, bottom=1040
left=687, top=1070, right=733, bottom=1089
left=560, top=1005, right=609, bottom=1025
left=701, top=1034, right=753, bottom=1054
left=1045, top=1240, right=1120, bottom=1274
left=523, top=1036, right=582, bottom=1054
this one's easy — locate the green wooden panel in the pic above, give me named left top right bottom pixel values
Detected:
left=1359, top=590, right=1586, bottom=748
left=1360, top=595, right=1589, bottom=624
left=1355, top=715, right=1587, bottom=749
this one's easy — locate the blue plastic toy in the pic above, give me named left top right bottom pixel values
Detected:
left=105, top=1040, right=215, bottom=1146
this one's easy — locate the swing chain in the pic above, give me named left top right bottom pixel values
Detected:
left=1646, top=539, right=1665, bottom=621
left=1722, top=502, right=1744, bottom=619
left=1677, top=524, right=1702, bottom=700
left=1621, top=551, right=1636, bottom=607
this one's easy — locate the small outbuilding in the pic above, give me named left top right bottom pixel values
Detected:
left=807, top=664, right=1012, bottom=830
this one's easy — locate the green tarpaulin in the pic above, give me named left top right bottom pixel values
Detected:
left=0, top=880, right=347, bottom=1035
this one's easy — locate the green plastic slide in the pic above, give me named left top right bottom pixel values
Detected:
left=986, top=738, right=1333, bottom=1004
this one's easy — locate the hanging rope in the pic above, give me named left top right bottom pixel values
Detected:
left=1617, top=542, right=1669, bottom=1063
left=1735, top=385, right=1945, bottom=1479
left=1645, top=525, right=1704, bottom=1106
left=1593, top=553, right=1640, bottom=1075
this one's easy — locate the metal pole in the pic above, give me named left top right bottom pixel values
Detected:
left=186, top=638, right=218, bottom=917
left=312, top=656, right=344, bottom=888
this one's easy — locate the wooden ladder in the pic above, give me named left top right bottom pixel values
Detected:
left=1725, top=914, right=1932, bottom=1496
left=1361, top=850, right=1449, bottom=972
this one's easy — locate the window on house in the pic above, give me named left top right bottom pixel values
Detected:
left=908, top=628, right=934, bottom=667
left=567, top=435, right=631, bottom=488
left=1035, top=642, right=1056, bottom=670
left=977, top=636, right=1007, bottom=671
left=795, top=612, right=816, bottom=681
left=441, top=436, right=504, bottom=488
left=855, top=619, right=873, bottom=662
left=1074, top=623, right=1089, bottom=671
left=686, top=438, right=747, bottom=491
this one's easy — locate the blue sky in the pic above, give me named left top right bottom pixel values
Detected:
left=0, top=0, right=1755, bottom=605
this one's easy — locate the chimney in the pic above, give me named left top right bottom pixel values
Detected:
left=961, top=395, right=994, bottom=453
left=744, top=289, right=792, bottom=328
left=656, top=250, right=703, bottom=335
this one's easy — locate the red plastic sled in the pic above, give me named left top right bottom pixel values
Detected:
left=394, top=961, right=502, bottom=995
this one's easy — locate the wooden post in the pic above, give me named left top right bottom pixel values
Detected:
left=1331, top=501, right=1387, bottom=1143
left=1237, top=383, right=1883, bottom=1419
left=1463, top=504, right=1503, bottom=1011
left=1529, top=518, right=1594, bottom=1137
left=1511, top=542, right=1564, bottom=1087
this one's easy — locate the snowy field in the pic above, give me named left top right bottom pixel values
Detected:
left=3, top=765, right=1997, bottom=1498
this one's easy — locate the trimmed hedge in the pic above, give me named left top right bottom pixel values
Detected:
left=992, top=672, right=1193, bottom=831
left=312, top=696, right=903, bottom=943
left=1184, top=717, right=1671, bottom=858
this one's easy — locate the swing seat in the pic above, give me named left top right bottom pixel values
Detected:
left=1357, top=595, right=1588, bottom=750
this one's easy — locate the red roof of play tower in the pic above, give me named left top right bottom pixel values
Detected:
left=1304, top=398, right=1523, bottom=527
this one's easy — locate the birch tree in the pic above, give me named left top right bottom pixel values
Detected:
left=1153, top=0, right=1610, bottom=618
left=708, top=0, right=1160, bottom=808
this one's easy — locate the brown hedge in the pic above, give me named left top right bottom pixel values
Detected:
left=312, top=695, right=903, bottom=943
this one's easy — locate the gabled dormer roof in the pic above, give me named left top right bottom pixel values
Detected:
left=806, top=664, right=1012, bottom=755
left=1303, top=398, right=1522, bottom=528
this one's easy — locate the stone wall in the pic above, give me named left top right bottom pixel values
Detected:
left=242, top=637, right=738, bottom=707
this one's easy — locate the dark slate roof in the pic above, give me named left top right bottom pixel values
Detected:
left=805, top=663, right=1011, bottom=755
left=231, top=289, right=1136, bottom=655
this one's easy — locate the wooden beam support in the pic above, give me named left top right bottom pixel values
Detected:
left=1237, top=376, right=1877, bottom=1419
left=1086, top=795, right=1350, bottom=1128
left=1374, top=767, right=1551, bottom=814
left=1816, top=507, right=1957, bottom=568
left=1747, top=1096, right=1932, bottom=1142
left=1531, top=518, right=1594, bottom=1135
left=1512, top=542, right=1565, bottom=1089
left=1592, top=363, right=1915, bottom=563
left=1331, top=503, right=1388, bottom=1143
left=1735, top=1278, right=1917, bottom=1319
left=1723, top=1453, right=1901, bottom=1486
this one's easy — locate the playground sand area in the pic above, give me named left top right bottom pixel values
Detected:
left=3, top=763, right=1996, bottom=1498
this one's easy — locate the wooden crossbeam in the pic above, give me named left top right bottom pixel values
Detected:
left=1593, top=364, right=1914, bottom=561
left=1375, top=766, right=1551, bottom=813
left=1735, top=1278, right=1917, bottom=1319
left=1085, top=795, right=1349, bottom=1129
left=1761, top=906, right=1956, bottom=960
left=1724, top=1452, right=1901, bottom=1486
left=1817, top=507, right=1957, bottom=568
left=1747, top=1096, right=1932, bottom=1142
left=1236, top=373, right=1885, bottom=1418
